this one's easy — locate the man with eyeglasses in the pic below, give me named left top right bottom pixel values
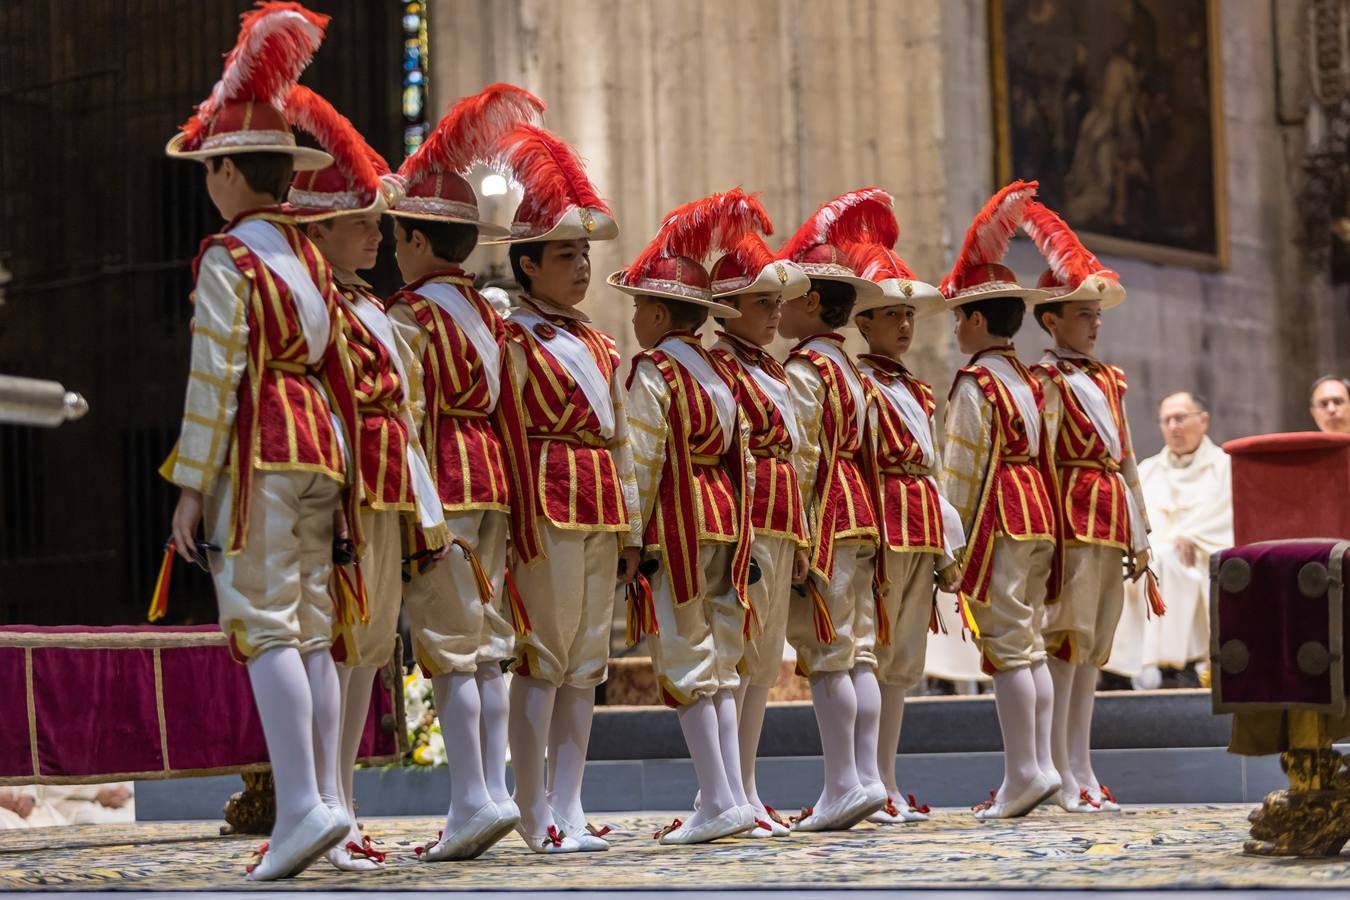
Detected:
left=1106, top=391, right=1232, bottom=689
left=1310, top=376, right=1350, bottom=435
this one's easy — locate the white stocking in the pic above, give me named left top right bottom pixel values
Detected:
left=247, top=647, right=320, bottom=835
left=431, top=672, right=491, bottom=825
left=301, top=650, right=342, bottom=813
left=877, top=684, right=908, bottom=797
left=676, top=697, right=735, bottom=826
left=851, top=666, right=882, bottom=787
left=1046, top=657, right=1079, bottom=797
left=476, top=663, right=511, bottom=804
left=808, top=671, right=860, bottom=807
left=338, top=665, right=378, bottom=839
left=713, top=690, right=749, bottom=808
left=1069, top=663, right=1101, bottom=789
left=737, top=684, right=771, bottom=813
left=546, top=684, right=595, bottom=825
left=990, top=665, right=1040, bottom=801
left=508, top=675, right=556, bottom=836
left=1029, top=660, right=1055, bottom=775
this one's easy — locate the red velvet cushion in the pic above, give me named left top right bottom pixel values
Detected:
left=1223, top=433, right=1350, bottom=545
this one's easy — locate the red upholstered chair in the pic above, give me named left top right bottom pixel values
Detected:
left=1223, top=433, right=1350, bottom=546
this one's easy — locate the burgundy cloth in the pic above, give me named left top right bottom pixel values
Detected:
left=1223, top=432, right=1350, bottom=545
left=0, top=625, right=400, bottom=784
left=1213, top=540, right=1345, bottom=709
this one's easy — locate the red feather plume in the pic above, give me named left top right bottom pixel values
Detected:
left=722, top=233, right=779, bottom=277
left=283, top=86, right=384, bottom=194
left=179, top=2, right=330, bottom=149
left=623, top=188, right=772, bottom=285
left=939, top=179, right=1038, bottom=298
left=492, top=124, right=610, bottom=224
left=398, top=83, right=545, bottom=184
left=844, top=242, right=917, bottom=283
left=1021, top=200, right=1116, bottom=287
left=778, top=188, right=898, bottom=263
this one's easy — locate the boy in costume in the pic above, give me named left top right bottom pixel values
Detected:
left=775, top=189, right=894, bottom=831
left=937, top=181, right=1060, bottom=819
left=847, top=241, right=966, bottom=824
left=707, top=233, right=812, bottom=838
left=162, top=3, right=358, bottom=879
left=1024, top=201, right=1152, bottom=812
left=283, top=86, right=449, bottom=867
left=485, top=123, right=641, bottom=853
left=384, top=84, right=542, bottom=861
left=614, top=190, right=769, bottom=845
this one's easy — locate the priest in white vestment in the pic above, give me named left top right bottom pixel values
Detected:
left=1106, top=392, right=1232, bottom=682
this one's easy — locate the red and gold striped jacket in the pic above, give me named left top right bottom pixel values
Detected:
left=857, top=354, right=944, bottom=554
left=1032, top=353, right=1146, bottom=552
left=338, top=282, right=415, bottom=511
left=387, top=269, right=529, bottom=516
left=711, top=332, right=809, bottom=547
left=627, top=332, right=753, bottom=608
left=940, top=346, right=1057, bottom=608
left=165, top=208, right=360, bottom=554
left=503, top=296, right=639, bottom=562
left=787, top=334, right=880, bottom=582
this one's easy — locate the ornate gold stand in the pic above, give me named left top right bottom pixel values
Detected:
left=1246, top=711, right=1350, bottom=856
left=220, top=770, right=276, bottom=836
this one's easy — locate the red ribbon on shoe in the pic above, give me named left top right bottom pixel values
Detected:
left=347, top=836, right=386, bottom=863
left=244, top=841, right=269, bottom=875
left=653, top=818, right=683, bottom=840
left=414, top=830, right=442, bottom=856
left=972, top=790, right=996, bottom=812
left=907, top=793, right=931, bottom=814
left=543, top=825, right=565, bottom=848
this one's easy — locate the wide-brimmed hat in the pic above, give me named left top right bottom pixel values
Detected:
left=281, top=86, right=398, bottom=222
left=1022, top=200, right=1125, bottom=309
left=845, top=242, right=945, bottom=319
left=710, top=233, right=809, bottom=302
left=778, top=188, right=897, bottom=305
left=480, top=124, right=618, bottom=244
left=165, top=3, right=332, bottom=171
left=940, top=180, right=1051, bottom=309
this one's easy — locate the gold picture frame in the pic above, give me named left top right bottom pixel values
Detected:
left=991, top=0, right=1229, bottom=270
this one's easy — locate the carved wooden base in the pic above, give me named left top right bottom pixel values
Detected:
left=1246, top=747, right=1350, bottom=857
left=220, top=770, right=276, bottom=836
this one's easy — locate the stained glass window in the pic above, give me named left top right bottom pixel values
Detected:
left=402, top=1, right=429, bottom=157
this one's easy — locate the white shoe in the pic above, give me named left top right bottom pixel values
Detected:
left=792, top=783, right=884, bottom=832
left=656, top=805, right=753, bottom=845
left=516, top=823, right=584, bottom=854
left=1083, top=784, right=1120, bottom=812
left=326, top=834, right=386, bottom=872
left=246, top=804, right=347, bottom=881
left=743, top=806, right=790, bottom=838
left=1054, top=788, right=1100, bottom=813
left=552, top=809, right=611, bottom=851
left=868, top=793, right=931, bottom=824
left=418, top=801, right=518, bottom=862
left=973, top=771, right=1060, bottom=821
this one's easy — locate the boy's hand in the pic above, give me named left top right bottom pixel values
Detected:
left=618, top=547, right=642, bottom=584
left=937, top=561, right=962, bottom=593
left=792, top=549, right=810, bottom=585
left=171, top=488, right=204, bottom=562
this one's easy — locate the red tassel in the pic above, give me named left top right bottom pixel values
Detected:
left=1146, top=570, right=1166, bottom=617
left=504, top=570, right=533, bottom=637
left=874, top=587, right=892, bottom=648
left=807, top=580, right=837, bottom=645
left=626, top=574, right=658, bottom=647
left=332, top=565, right=361, bottom=625
left=351, top=561, right=370, bottom=623
left=147, top=543, right=175, bottom=622
left=452, top=537, right=494, bottom=603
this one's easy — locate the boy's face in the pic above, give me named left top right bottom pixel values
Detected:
left=392, top=220, right=427, bottom=284
left=953, top=307, right=985, bottom=355
left=521, top=240, right=591, bottom=307
left=855, top=303, right=916, bottom=358
left=723, top=291, right=783, bottom=347
left=776, top=291, right=819, bottom=341
left=631, top=296, right=669, bottom=350
left=1042, top=299, right=1101, bottom=356
left=307, top=213, right=382, bottom=275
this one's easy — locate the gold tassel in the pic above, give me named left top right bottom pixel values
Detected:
left=808, top=580, right=837, bottom=644
left=147, top=542, right=175, bottom=622
left=626, top=575, right=658, bottom=647
left=505, top=571, right=533, bottom=637
left=452, top=537, right=494, bottom=603
left=874, top=588, right=891, bottom=648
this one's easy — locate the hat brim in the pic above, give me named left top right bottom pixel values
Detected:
left=384, top=207, right=512, bottom=239
left=943, top=283, right=1052, bottom=310
left=165, top=133, right=332, bottom=171
left=286, top=193, right=389, bottom=224
left=850, top=280, right=947, bottom=322
left=713, top=266, right=811, bottom=302
left=606, top=271, right=740, bottom=318
left=1033, top=279, right=1125, bottom=310
left=480, top=211, right=619, bottom=245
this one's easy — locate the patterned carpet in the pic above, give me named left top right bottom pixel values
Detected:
left=1, top=805, right=1348, bottom=891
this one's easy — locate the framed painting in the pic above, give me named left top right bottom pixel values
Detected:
left=991, top=0, right=1228, bottom=269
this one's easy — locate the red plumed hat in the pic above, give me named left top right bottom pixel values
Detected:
left=283, top=86, right=400, bottom=221
left=1022, top=200, right=1124, bottom=308
left=388, top=83, right=545, bottom=235
left=607, top=189, right=773, bottom=314
left=710, top=233, right=810, bottom=301
left=166, top=2, right=332, bottom=170
left=843, top=242, right=945, bottom=318
left=778, top=188, right=895, bottom=304
left=939, top=180, right=1049, bottom=306
left=484, top=124, right=617, bottom=244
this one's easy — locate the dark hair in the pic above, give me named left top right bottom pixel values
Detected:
left=507, top=241, right=547, bottom=292
left=1165, top=391, right=1210, bottom=413
left=397, top=219, right=478, bottom=264
left=208, top=152, right=294, bottom=200
left=958, top=297, right=1025, bottom=338
left=812, top=279, right=856, bottom=328
left=1311, top=375, right=1350, bottom=401
left=1034, top=300, right=1065, bottom=335
left=653, top=296, right=709, bottom=332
